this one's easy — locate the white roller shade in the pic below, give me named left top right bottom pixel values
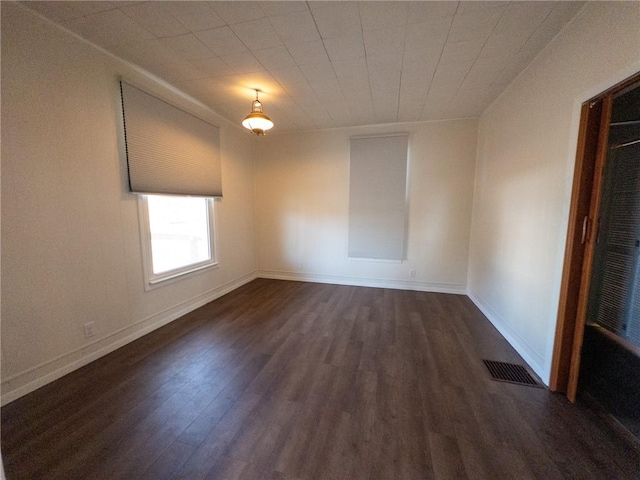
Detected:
left=120, top=81, right=222, bottom=197
left=348, top=134, right=409, bottom=260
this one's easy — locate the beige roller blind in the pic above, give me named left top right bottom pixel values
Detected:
left=348, top=133, right=409, bottom=260
left=120, top=81, right=222, bottom=197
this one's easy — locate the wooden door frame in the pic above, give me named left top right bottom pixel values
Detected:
left=550, top=72, right=640, bottom=399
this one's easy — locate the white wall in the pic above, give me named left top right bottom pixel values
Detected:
left=6, top=0, right=636, bottom=405
left=255, top=120, right=478, bottom=292
left=468, top=1, right=640, bottom=383
left=1, top=4, right=257, bottom=404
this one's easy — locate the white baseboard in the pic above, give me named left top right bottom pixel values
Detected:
left=467, top=289, right=549, bottom=385
left=1, top=272, right=258, bottom=406
left=257, top=270, right=467, bottom=295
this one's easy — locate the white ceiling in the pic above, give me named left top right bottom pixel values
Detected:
left=23, top=1, right=585, bottom=132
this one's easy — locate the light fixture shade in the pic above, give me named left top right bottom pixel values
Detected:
left=242, top=91, right=273, bottom=135
left=242, top=112, right=274, bottom=135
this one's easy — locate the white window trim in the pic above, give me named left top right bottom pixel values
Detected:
left=348, top=257, right=403, bottom=264
left=137, top=195, right=219, bottom=291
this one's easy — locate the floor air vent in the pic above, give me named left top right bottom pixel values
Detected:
left=483, top=360, right=542, bottom=387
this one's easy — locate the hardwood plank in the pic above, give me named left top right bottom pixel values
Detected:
left=428, top=432, right=468, bottom=480
left=141, top=440, right=195, bottom=480
left=2, top=280, right=638, bottom=480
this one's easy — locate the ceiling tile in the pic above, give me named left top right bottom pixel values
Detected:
left=253, top=46, right=297, bottom=70
left=27, top=0, right=586, bottom=132
left=215, top=102, right=247, bottom=122
left=374, top=111, right=399, bottom=125
left=219, top=52, right=265, bottom=74
left=367, top=53, right=404, bottom=75
left=160, top=33, right=214, bottom=60
left=326, top=110, right=353, bottom=127
left=271, top=66, right=308, bottom=86
left=309, top=78, right=345, bottom=103
left=286, top=41, right=330, bottom=65
left=398, top=82, right=428, bottom=122
left=209, top=1, right=265, bottom=25
left=397, top=102, right=423, bottom=123
left=323, top=35, right=365, bottom=63
left=439, top=40, right=483, bottom=66
left=466, top=58, right=509, bottom=77
left=407, top=2, right=458, bottom=25
left=520, top=24, right=564, bottom=54
left=429, top=63, right=471, bottom=92
left=341, top=84, right=373, bottom=105
left=240, top=72, right=283, bottom=94
left=420, top=90, right=455, bottom=120
left=299, top=63, right=336, bottom=83
left=195, top=26, right=248, bottom=56
left=400, top=66, right=435, bottom=94
left=479, top=32, right=531, bottom=60
left=258, top=1, right=309, bottom=18
left=23, top=1, right=116, bottom=23
left=405, top=20, right=451, bottom=50
left=110, top=39, right=182, bottom=69
left=62, top=9, right=154, bottom=46
left=499, top=50, right=539, bottom=81
left=190, top=57, right=239, bottom=77
left=402, top=46, right=442, bottom=71
left=461, top=62, right=506, bottom=87
left=348, top=110, right=377, bottom=128
left=276, top=101, right=311, bottom=122
left=369, top=70, right=401, bottom=93
left=311, top=3, right=362, bottom=39
left=269, top=11, right=320, bottom=44
left=296, top=96, right=328, bottom=112
left=149, top=60, right=209, bottom=82
left=543, top=2, right=585, bottom=26
left=231, top=19, right=282, bottom=50
left=456, top=2, right=507, bottom=15
left=358, top=2, right=408, bottom=32
left=332, top=57, right=368, bottom=80
left=167, top=2, right=226, bottom=33
left=442, top=102, right=484, bottom=119
left=311, top=117, right=336, bottom=130
left=448, top=8, right=506, bottom=44
left=494, top=2, right=556, bottom=37
left=364, top=26, right=406, bottom=57
left=178, top=75, right=245, bottom=95
left=283, top=82, right=317, bottom=101
left=120, top=2, right=189, bottom=38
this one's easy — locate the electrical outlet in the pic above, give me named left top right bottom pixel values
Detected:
left=410, top=269, right=416, bottom=278
left=83, top=322, right=96, bottom=338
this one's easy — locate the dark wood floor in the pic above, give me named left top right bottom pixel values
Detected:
left=2, top=279, right=638, bottom=479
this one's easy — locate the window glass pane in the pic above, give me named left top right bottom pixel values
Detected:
left=147, top=195, right=211, bottom=275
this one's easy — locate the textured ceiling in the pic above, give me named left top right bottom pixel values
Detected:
left=23, top=1, right=585, bottom=132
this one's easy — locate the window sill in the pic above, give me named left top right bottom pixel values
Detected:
left=348, top=257, right=403, bottom=264
left=144, top=261, right=219, bottom=291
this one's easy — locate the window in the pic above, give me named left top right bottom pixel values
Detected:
left=120, top=81, right=222, bottom=289
left=348, top=133, right=409, bottom=261
left=139, top=194, right=217, bottom=288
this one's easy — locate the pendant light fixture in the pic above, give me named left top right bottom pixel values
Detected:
left=242, top=90, right=273, bottom=135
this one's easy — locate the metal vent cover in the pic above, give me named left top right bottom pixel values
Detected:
left=483, top=360, right=542, bottom=388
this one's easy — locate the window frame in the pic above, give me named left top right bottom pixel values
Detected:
left=138, top=194, right=218, bottom=290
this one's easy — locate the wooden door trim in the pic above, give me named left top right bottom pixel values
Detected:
left=549, top=101, right=601, bottom=392
left=566, top=96, right=612, bottom=401
left=550, top=71, right=640, bottom=397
